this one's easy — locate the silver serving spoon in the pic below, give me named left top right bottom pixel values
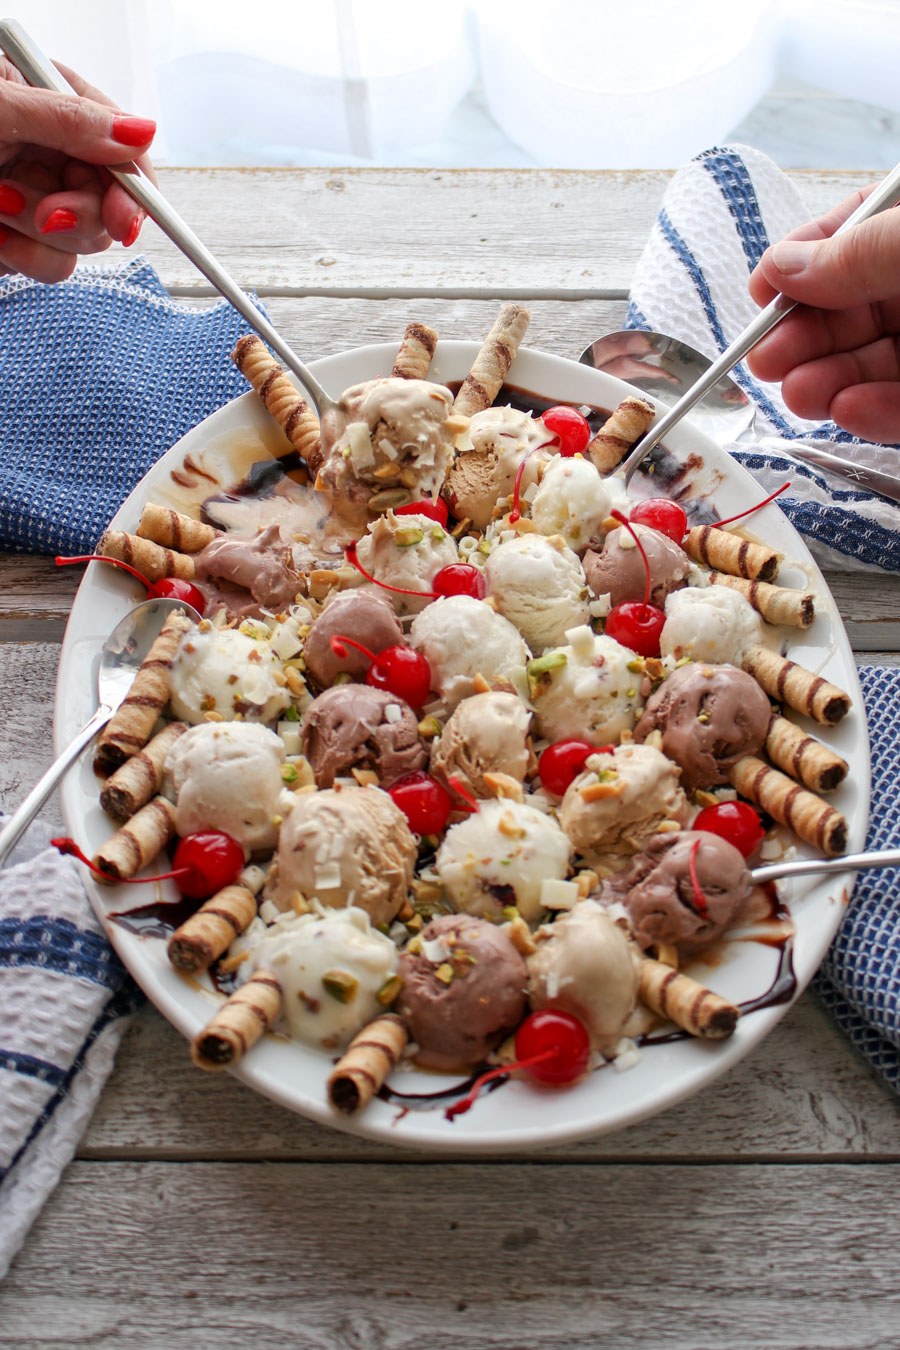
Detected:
left=751, top=847, right=900, bottom=886
left=0, top=597, right=198, bottom=868
left=0, top=18, right=335, bottom=419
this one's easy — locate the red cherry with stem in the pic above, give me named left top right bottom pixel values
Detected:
left=52, top=830, right=243, bottom=900
left=538, top=740, right=608, bottom=796
left=330, top=634, right=431, bottom=705
left=540, top=405, right=591, bottom=457
left=56, top=554, right=206, bottom=616
left=395, top=498, right=449, bottom=526
left=687, top=837, right=710, bottom=921
left=713, top=481, right=790, bottom=531
left=389, top=771, right=452, bottom=835
left=628, top=498, right=688, bottom=544
left=693, top=801, right=765, bottom=859
left=603, top=509, right=665, bottom=657
left=345, top=543, right=485, bottom=602
left=445, top=1008, right=591, bottom=1119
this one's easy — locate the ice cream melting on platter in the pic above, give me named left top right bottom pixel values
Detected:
left=64, top=307, right=853, bottom=1128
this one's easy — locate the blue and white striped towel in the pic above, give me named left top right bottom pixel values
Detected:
left=627, top=143, right=900, bottom=573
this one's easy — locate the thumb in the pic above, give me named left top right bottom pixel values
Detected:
left=757, top=210, right=900, bottom=310
left=0, top=80, right=155, bottom=163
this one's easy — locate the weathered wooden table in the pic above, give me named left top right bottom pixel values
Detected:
left=2, top=168, right=898, bottom=1347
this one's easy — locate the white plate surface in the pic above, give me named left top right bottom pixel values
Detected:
left=55, top=341, right=869, bottom=1153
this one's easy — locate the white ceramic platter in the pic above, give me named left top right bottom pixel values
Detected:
left=55, top=341, right=869, bottom=1153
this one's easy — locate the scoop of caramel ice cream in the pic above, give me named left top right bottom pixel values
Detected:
left=443, top=406, right=555, bottom=529
left=429, top=691, right=532, bottom=798
left=300, top=683, right=427, bottom=789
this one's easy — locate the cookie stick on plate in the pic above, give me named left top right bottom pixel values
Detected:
left=684, top=526, right=780, bottom=582
left=765, top=716, right=848, bottom=794
left=391, top=321, right=438, bottom=380
left=453, top=303, right=530, bottom=416
left=99, top=722, right=187, bottom=822
left=327, top=1013, right=409, bottom=1115
left=586, top=395, right=655, bottom=474
left=231, top=334, right=320, bottom=472
left=742, top=644, right=851, bottom=726
left=92, top=795, right=177, bottom=882
left=96, top=530, right=196, bottom=584
left=639, top=960, right=741, bottom=1039
left=709, top=572, right=815, bottom=628
left=190, top=970, right=283, bottom=1071
left=729, top=755, right=848, bottom=856
left=137, top=505, right=221, bottom=554
left=167, top=884, right=258, bottom=974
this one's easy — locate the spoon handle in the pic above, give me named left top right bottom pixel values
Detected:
left=751, top=846, right=900, bottom=886
left=0, top=18, right=332, bottom=416
left=0, top=704, right=113, bottom=869
left=618, top=158, right=900, bottom=484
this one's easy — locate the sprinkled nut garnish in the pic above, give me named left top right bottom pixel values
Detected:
left=399, top=467, right=419, bottom=489
left=394, top=526, right=425, bottom=547
left=406, top=936, right=423, bottom=956
left=498, top=810, right=527, bottom=839
left=431, top=525, right=446, bottom=542
left=450, top=516, right=472, bottom=538
left=697, top=711, right=710, bottom=723
left=351, top=767, right=379, bottom=787
left=247, top=648, right=262, bottom=663
left=625, top=687, right=636, bottom=698
left=398, top=897, right=415, bottom=923
left=472, top=672, right=492, bottom=695
left=694, top=789, right=719, bottom=808
left=579, top=779, right=622, bottom=802
left=285, top=667, right=306, bottom=695
left=203, top=710, right=225, bottom=723
left=477, top=538, right=492, bottom=556
left=575, top=869, right=599, bottom=899
left=653, top=943, right=680, bottom=968
left=271, top=670, right=288, bottom=686
left=372, top=461, right=402, bottom=481
left=656, top=819, right=681, bottom=833
left=281, top=764, right=299, bottom=784
left=445, top=413, right=470, bottom=435
left=405, top=913, right=424, bottom=933
left=483, top=771, right=525, bottom=802
left=596, top=768, right=618, bottom=783
left=227, top=673, right=239, bottom=685
left=369, top=487, right=413, bottom=512
left=434, top=963, right=454, bottom=985
left=217, top=949, right=250, bottom=975
left=290, top=890, right=312, bottom=914
left=417, top=715, right=443, bottom=739
left=376, top=975, right=403, bottom=1007
left=501, top=905, right=520, bottom=922
left=323, top=970, right=359, bottom=1004
left=507, top=915, right=538, bottom=956
left=200, top=695, right=216, bottom=711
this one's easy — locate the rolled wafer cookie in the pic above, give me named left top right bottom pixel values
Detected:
left=742, top=643, right=851, bottom=726
left=327, top=1013, right=409, bottom=1114
left=137, top=504, right=221, bottom=554
left=453, top=303, right=530, bottom=416
left=639, top=959, right=740, bottom=1039
left=190, top=970, right=283, bottom=1071
left=167, top=884, right=258, bottom=974
left=391, top=321, right=438, bottom=380
left=586, top=395, right=655, bottom=474
left=231, top=334, right=320, bottom=469
left=100, top=722, right=187, bottom=821
left=729, top=755, right=847, bottom=856
left=97, top=530, right=196, bottom=584
left=709, top=571, right=815, bottom=628
left=92, top=795, right=176, bottom=883
left=93, top=608, right=193, bottom=774
left=766, top=716, right=848, bottom=794
left=684, top=526, right=780, bottom=582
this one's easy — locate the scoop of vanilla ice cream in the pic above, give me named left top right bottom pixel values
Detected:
left=240, top=907, right=398, bottom=1051
left=430, top=690, right=532, bottom=798
left=531, top=630, right=643, bottom=746
left=410, top=594, right=530, bottom=709
left=353, top=511, right=459, bottom=616
left=169, top=625, right=290, bottom=725
left=661, top=584, right=763, bottom=664
left=558, top=742, right=690, bottom=868
left=436, top=798, right=572, bottom=923
left=485, top=532, right=591, bottom=653
left=444, top=406, right=555, bottom=529
left=166, top=721, right=287, bottom=852
left=530, top=454, right=613, bottom=553
left=527, top=900, right=641, bottom=1053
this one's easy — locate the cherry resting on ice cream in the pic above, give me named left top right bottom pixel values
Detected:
left=540, top=405, right=591, bottom=457
left=628, top=499, right=688, bottom=544
left=330, top=634, right=432, bottom=707
left=395, top=498, right=449, bottom=526
left=346, top=542, right=486, bottom=601
left=603, top=510, right=666, bottom=658
left=539, top=740, right=608, bottom=797
left=445, top=1009, right=592, bottom=1118
left=693, top=800, right=766, bottom=858
left=389, top=771, right=453, bottom=835
left=53, top=830, right=244, bottom=900
left=55, top=554, right=206, bottom=616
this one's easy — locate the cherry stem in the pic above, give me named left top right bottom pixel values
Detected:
left=445, top=1048, right=555, bottom=1120
left=688, top=837, right=710, bottom=920
left=710, top=481, right=790, bottom=531
left=447, top=775, right=479, bottom=814
left=611, top=509, right=652, bottom=610
left=330, top=633, right=377, bottom=665
left=345, top=542, right=438, bottom=599
left=56, top=554, right=150, bottom=591
left=509, top=439, right=556, bottom=524
left=52, top=836, right=189, bottom=887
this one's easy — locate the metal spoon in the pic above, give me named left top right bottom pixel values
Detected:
left=0, top=18, right=335, bottom=419
left=751, top=847, right=900, bottom=886
left=0, top=597, right=198, bottom=868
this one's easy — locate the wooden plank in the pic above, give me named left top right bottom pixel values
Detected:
left=80, top=994, right=898, bottom=1163
left=91, top=167, right=876, bottom=295
left=3, top=1160, right=900, bottom=1348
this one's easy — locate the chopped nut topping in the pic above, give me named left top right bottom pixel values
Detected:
left=377, top=975, right=403, bottom=1006
left=497, top=809, right=527, bottom=838
left=322, top=970, right=359, bottom=1003
left=483, top=771, right=524, bottom=802
left=434, top=962, right=454, bottom=984
left=507, top=916, right=537, bottom=956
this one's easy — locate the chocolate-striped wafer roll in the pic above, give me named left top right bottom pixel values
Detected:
left=100, top=722, right=187, bottom=821
left=167, top=884, right=257, bottom=974
left=639, top=959, right=740, bottom=1039
left=97, top=529, right=196, bottom=584
left=766, top=716, right=848, bottom=793
left=391, top=321, right=438, bottom=380
left=453, top=303, right=530, bottom=416
left=92, top=795, right=176, bottom=883
left=586, top=395, right=655, bottom=474
left=730, top=754, right=847, bottom=855
left=137, top=504, right=220, bottom=554
left=327, top=1013, right=409, bottom=1114
left=684, top=526, right=780, bottom=581
left=231, top=334, right=320, bottom=467
left=742, top=643, right=850, bottom=725
left=94, top=609, right=193, bottom=774
left=709, top=571, right=815, bottom=628
left=190, top=970, right=282, bottom=1071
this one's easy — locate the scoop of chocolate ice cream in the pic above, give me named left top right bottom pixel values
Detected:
left=303, top=590, right=404, bottom=688
left=398, top=914, right=528, bottom=1070
left=634, top=662, right=771, bottom=790
left=615, top=829, right=752, bottom=952
left=193, top=523, right=305, bottom=618
left=300, top=683, right=427, bottom=789
left=583, top=523, right=690, bottom=607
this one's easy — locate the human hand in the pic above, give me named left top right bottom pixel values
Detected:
left=746, top=186, right=900, bottom=443
left=0, top=56, right=156, bottom=283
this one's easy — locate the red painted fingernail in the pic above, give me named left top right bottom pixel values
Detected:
left=123, top=213, right=143, bottom=248
left=0, top=185, right=25, bottom=215
left=0, top=226, right=8, bottom=247
left=41, top=208, right=78, bottom=234
left=111, top=116, right=156, bottom=147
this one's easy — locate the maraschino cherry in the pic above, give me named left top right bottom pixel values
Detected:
left=693, top=801, right=765, bottom=858
left=445, top=1009, right=591, bottom=1119
left=688, top=837, right=710, bottom=921
left=345, top=542, right=485, bottom=601
left=538, top=740, right=609, bottom=797
left=628, top=498, right=688, bottom=544
left=602, top=510, right=665, bottom=657
left=507, top=438, right=558, bottom=523
left=330, top=634, right=431, bottom=706
left=395, top=498, right=449, bottom=526
left=53, top=830, right=244, bottom=901
left=540, top=405, right=591, bottom=457
left=56, top=554, right=206, bottom=616
left=389, top=771, right=453, bottom=835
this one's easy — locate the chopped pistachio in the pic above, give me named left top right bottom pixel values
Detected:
left=477, top=538, right=492, bottom=556
left=376, top=975, right=403, bottom=1007
left=417, top=715, right=442, bottom=739
left=527, top=651, right=568, bottom=679
left=431, top=525, right=446, bottom=542
left=368, top=487, right=412, bottom=512
left=501, top=905, right=520, bottom=922
left=406, top=936, right=423, bottom=955
left=333, top=671, right=353, bottom=685
left=625, top=687, right=636, bottom=699
left=596, top=768, right=618, bottom=783
left=322, top=970, right=359, bottom=1003
left=405, top=913, right=424, bottom=933
left=394, top=526, right=424, bottom=547
left=697, top=711, right=710, bottom=723
left=280, top=764, right=299, bottom=784
left=626, top=658, right=644, bottom=674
